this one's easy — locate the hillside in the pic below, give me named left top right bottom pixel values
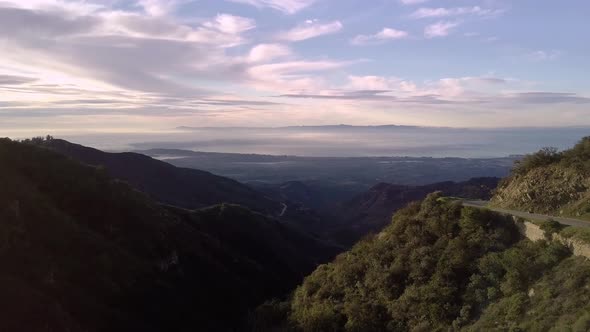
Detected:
left=491, top=137, right=590, bottom=219
left=0, top=138, right=336, bottom=331
left=31, top=137, right=282, bottom=215
left=257, top=193, right=590, bottom=331
left=330, top=177, right=500, bottom=245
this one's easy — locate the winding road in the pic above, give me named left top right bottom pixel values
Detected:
left=279, top=203, right=288, bottom=217
left=462, top=200, right=590, bottom=228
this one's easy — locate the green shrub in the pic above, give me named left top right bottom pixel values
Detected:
left=540, top=219, right=564, bottom=239
left=513, top=147, right=562, bottom=175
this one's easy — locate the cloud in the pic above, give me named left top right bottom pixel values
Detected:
left=0, top=0, right=105, bottom=15
left=248, top=43, right=292, bottom=62
left=399, top=0, right=430, bottom=5
left=0, top=0, right=586, bottom=129
left=247, top=60, right=351, bottom=92
left=137, top=0, right=191, bottom=16
left=277, top=20, right=342, bottom=42
left=424, top=21, right=459, bottom=38
left=0, top=5, right=262, bottom=97
left=202, top=13, right=256, bottom=35
left=277, top=84, right=590, bottom=109
left=346, top=75, right=418, bottom=93
left=410, top=6, right=502, bottom=19
left=527, top=50, right=562, bottom=61
left=226, top=0, right=316, bottom=14
left=0, top=0, right=361, bottom=119
left=464, top=77, right=507, bottom=84
left=351, top=28, right=408, bottom=46
left=0, top=75, right=38, bottom=85
left=506, top=92, right=590, bottom=104
left=277, top=90, right=460, bottom=105
left=277, top=74, right=518, bottom=105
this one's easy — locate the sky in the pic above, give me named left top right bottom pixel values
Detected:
left=1, top=0, right=589, bottom=135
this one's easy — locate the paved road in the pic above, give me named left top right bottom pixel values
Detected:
left=462, top=200, right=590, bottom=228
left=279, top=203, right=288, bottom=217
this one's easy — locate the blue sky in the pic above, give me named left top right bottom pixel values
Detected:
left=0, top=0, right=589, bottom=135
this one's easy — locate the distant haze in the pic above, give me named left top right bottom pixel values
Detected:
left=52, top=125, right=590, bottom=158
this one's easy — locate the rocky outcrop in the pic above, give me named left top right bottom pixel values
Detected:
left=513, top=218, right=545, bottom=242
left=513, top=217, right=590, bottom=260
left=491, top=165, right=590, bottom=217
left=555, top=234, right=590, bottom=259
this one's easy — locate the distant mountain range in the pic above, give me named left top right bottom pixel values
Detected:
left=176, top=124, right=425, bottom=131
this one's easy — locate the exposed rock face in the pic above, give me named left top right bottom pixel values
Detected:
left=513, top=218, right=545, bottom=242
left=491, top=165, right=590, bottom=217
left=513, top=218, right=590, bottom=260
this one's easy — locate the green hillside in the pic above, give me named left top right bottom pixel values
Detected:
left=257, top=193, right=590, bottom=331
left=491, top=136, right=590, bottom=219
left=0, top=138, right=335, bottom=331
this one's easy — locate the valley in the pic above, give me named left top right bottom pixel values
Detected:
left=139, top=148, right=516, bottom=209
left=2, top=135, right=590, bottom=331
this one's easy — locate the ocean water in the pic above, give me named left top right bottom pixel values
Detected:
left=53, top=126, right=589, bottom=158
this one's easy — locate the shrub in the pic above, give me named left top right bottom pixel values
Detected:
left=540, top=219, right=563, bottom=240
left=513, top=147, right=562, bottom=175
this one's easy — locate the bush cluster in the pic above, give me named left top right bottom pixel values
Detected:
left=512, top=137, right=590, bottom=175
left=258, top=193, right=573, bottom=331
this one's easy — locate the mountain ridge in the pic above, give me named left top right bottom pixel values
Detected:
left=34, top=138, right=282, bottom=215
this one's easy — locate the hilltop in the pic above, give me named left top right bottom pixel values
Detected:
left=491, top=136, right=590, bottom=219
left=30, top=137, right=282, bottom=215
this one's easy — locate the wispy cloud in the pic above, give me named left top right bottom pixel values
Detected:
left=137, top=0, right=192, bottom=16
left=527, top=50, right=562, bottom=61
left=277, top=20, right=343, bottom=42
left=247, top=44, right=292, bottom=62
left=424, top=21, right=460, bottom=38
left=226, top=0, right=316, bottom=14
left=277, top=75, right=590, bottom=107
left=506, top=92, right=590, bottom=104
left=247, top=60, right=352, bottom=92
left=410, top=6, right=503, bottom=19
left=351, top=28, right=408, bottom=46
left=399, top=0, right=430, bottom=5
left=0, top=75, right=37, bottom=85
left=203, top=13, right=256, bottom=35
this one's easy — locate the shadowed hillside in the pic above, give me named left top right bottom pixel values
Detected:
left=32, top=137, right=282, bottom=215
left=0, top=138, right=336, bottom=331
